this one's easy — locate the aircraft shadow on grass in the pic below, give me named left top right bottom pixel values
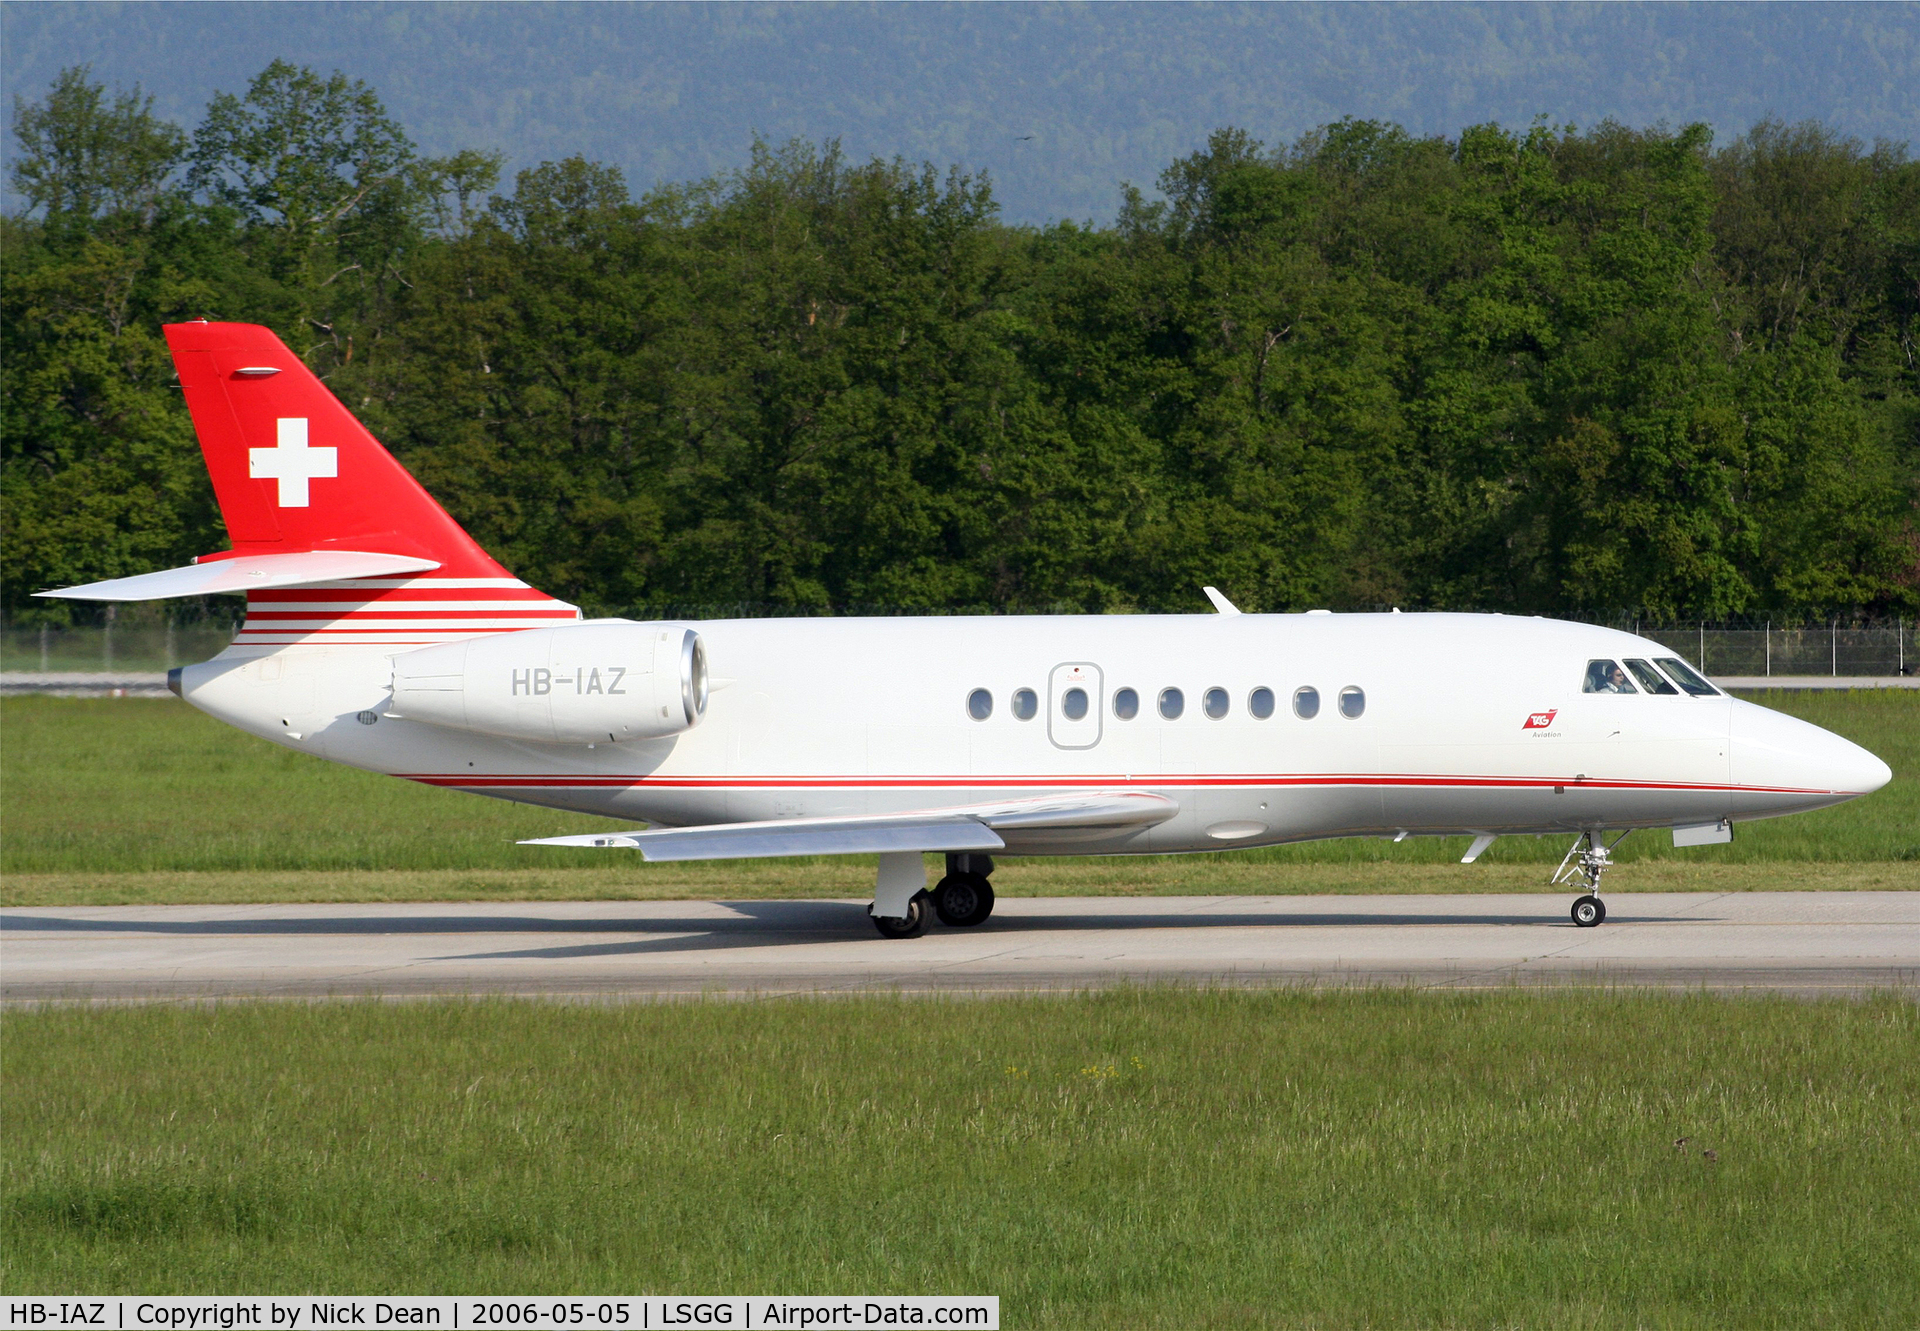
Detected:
left=0, top=901, right=1644, bottom=963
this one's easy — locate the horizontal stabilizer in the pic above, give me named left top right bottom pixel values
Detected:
left=36, top=550, right=441, bottom=601
left=523, top=790, right=1179, bottom=862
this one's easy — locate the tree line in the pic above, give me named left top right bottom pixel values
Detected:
left=4, top=63, right=1916, bottom=624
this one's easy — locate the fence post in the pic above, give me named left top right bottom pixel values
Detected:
left=165, top=620, right=175, bottom=668
left=103, top=605, right=115, bottom=671
left=1831, top=619, right=1837, bottom=677
left=1765, top=620, right=1771, bottom=678
left=39, top=624, right=48, bottom=672
left=1700, top=622, right=1706, bottom=674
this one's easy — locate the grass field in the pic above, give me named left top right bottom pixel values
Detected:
left=4, top=991, right=1915, bottom=1325
left=2, top=692, right=1916, bottom=904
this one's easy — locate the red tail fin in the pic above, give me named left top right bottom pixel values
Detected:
left=165, top=321, right=577, bottom=647
left=165, top=320, right=506, bottom=575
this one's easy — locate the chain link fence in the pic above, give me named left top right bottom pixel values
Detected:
left=1594, top=620, right=1914, bottom=678
left=2, top=612, right=1913, bottom=677
left=1, top=618, right=242, bottom=674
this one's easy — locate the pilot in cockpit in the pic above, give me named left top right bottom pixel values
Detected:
left=1583, top=659, right=1636, bottom=693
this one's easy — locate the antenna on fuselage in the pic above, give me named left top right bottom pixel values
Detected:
left=1202, top=586, right=1241, bottom=615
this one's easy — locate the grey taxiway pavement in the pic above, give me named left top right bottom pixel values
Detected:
left=3, top=892, right=1914, bottom=1000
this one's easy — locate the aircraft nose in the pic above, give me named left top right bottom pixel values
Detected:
left=1730, top=701, right=1893, bottom=797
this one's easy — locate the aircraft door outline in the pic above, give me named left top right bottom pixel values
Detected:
left=1048, top=662, right=1103, bottom=750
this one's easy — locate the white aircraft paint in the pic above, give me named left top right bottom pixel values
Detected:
left=39, top=322, right=1896, bottom=937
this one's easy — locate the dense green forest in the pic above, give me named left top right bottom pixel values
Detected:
left=4, top=64, right=1917, bottom=623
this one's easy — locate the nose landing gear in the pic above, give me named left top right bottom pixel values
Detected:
left=1553, top=830, right=1628, bottom=927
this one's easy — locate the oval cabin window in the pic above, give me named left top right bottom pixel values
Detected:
left=1339, top=686, right=1366, bottom=718
left=1203, top=687, right=1229, bottom=719
left=1249, top=687, right=1275, bottom=719
left=967, top=688, right=993, bottom=721
left=1159, top=687, right=1185, bottom=720
left=1012, top=688, right=1038, bottom=721
left=1293, top=686, right=1320, bottom=719
left=1062, top=687, right=1089, bottom=721
left=1113, top=687, right=1139, bottom=719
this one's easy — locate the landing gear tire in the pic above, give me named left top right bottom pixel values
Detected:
left=871, top=891, right=931, bottom=939
left=934, top=873, right=995, bottom=927
left=1571, top=895, right=1606, bottom=928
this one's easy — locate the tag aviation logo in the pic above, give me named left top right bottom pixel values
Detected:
left=250, top=418, right=336, bottom=507
left=1523, top=709, right=1559, bottom=729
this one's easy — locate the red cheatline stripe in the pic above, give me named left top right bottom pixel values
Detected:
left=233, top=629, right=560, bottom=637
left=251, top=591, right=560, bottom=603
left=243, top=611, right=577, bottom=621
left=393, top=773, right=1837, bottom=796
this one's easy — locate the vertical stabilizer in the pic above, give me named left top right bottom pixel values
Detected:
left=163, top=321, right=578, bottom=647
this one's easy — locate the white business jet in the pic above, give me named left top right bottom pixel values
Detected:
left=41, top=323, right=1893, bottom=936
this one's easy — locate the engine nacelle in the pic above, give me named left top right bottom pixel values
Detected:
left=389, top=621, right=707, bottom=745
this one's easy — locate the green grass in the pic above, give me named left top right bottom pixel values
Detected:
left=2, top=692, right=1915, bottom=902
left=4, top=991, right=1916, bottom=1325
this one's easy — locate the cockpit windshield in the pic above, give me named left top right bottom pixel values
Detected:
left=1654, top=657, right=1721, bottom=697
left=1583, top=659, right=1637, bottom=693
left=1624, top=659, right=1679, bottom=694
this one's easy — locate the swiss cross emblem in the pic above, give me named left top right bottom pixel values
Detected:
left=1523, top=709, right=1559, bottom=729
left=250, top=418, right=336, bottom=507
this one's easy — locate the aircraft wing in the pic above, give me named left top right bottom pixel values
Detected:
left=521, top=790, right=1178, bottom=861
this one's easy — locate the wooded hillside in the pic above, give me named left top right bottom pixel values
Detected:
left=5, top=65, right=1916, bottom=621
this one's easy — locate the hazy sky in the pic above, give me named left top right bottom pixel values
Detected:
left=4, top=2, right=1915, bottom=223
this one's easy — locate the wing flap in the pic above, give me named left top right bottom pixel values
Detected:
left=37, top=550, right=442, bottom=601
left=522, top=790, right=1178, bottom=862
left=526, top=815, right=1005, bottom=861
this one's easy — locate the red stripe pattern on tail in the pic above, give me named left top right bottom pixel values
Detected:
left=236, top=577, right=581, bottom=647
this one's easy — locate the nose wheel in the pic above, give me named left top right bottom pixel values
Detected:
left=1554, top=830, right=1627, bottom=927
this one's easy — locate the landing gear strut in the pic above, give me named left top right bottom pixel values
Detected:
left=934, top=854, right=996, bottom=927
left=869, top=850, right=932, bottom=938
left=1553, top=830, right=1628, bottom=927
left=870, top=892, right=931, bottom=939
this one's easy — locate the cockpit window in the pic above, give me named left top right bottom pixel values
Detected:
left=1654, top=657, right=1721, bottom=697
left=1624, top=659, right=1678, bottom=695
left=1582, top=660, right=1638, bottom=694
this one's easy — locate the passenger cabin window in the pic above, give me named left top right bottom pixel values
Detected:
left=1655, top=658, right=1721, bottom=697
left=1203, top=687, right=1229, bottom=719
left=1159, top=687, right=1185, bottom=719
left=1062, top=687, right=1089, bottom=721
left=1582, top=659, right=1638, bottom=694
left=967, top=688, right=993, bottom=720
left=1624, top=659, right=1678, bottom=694
left=1339, top=686, right=1366, bottom=719
left=1012, top=688, right=1039, bottom=720
left=1113, top=687, right=1139, bottom=719
left=1293, top=686, right=1320, bottom=719
left=1249, top=686, right=1275, bottom=719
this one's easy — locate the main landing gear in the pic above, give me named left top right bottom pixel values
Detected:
left=934, top=854, right=996, bottom=928
left=869, top=853, right=997, bottom=938
left=871, top=892, right=932, bottom=939
left=1553, top=830, right=1629, bottom=927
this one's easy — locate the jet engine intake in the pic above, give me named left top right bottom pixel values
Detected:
left=389, top=622, right=707, bottom=744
